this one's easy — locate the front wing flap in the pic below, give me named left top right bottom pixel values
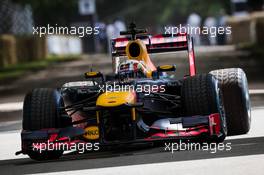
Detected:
left=18, top=113, right=221, bottom=154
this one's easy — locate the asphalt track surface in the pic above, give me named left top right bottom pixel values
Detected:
left=0, top=97, right=263, bottom=175
left=0, top=49, right=264, bottom=174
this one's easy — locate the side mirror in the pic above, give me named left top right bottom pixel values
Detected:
left=157, top=65, right=176, bottom=72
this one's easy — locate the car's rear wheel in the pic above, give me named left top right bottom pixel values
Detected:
left=23, top=88, right=64, bottom=160
left=182, top=74, right=227, bottom=142
left=210, top=68, right=251, bottom=135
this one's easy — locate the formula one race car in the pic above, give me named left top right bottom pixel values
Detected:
left=16, top=23, right=251, bottom=160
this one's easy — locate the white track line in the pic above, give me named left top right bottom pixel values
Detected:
left=39, top=154, right=264, bottom=175
left=0, top=131, right=27, bottom=160
left=249, top=89, right=264, bottom=94
left=0, top=102, right=23, bottom=112
left=0, top=120, right=21, bottom=127
left=0, top=107, right=263, bottom=161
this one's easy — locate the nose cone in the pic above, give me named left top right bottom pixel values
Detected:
left=96, top=91, right=136, bottom=107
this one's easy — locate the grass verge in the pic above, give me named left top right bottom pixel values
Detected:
left=0, top=55, right=81, bottom=81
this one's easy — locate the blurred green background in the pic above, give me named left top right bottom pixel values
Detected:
left=0, top=0, right=263, bottom=81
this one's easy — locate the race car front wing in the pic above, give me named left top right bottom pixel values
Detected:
left=16, top=113, right=222, bottom=155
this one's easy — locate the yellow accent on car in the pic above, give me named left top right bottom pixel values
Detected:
left=96, top=91, right=136, bottom=107
left=96, top=111, right=100, bottom=124
left=85, top=71, right=98, bottom=77
left=83, top=126, right=99, bottom=140
left=131, top=107, right=136, bottom=121
left=126, top=40, right=145, bottom=60
left=125, top=39, right=156, bottom=78
left=159, top=65, right=174, bottom=70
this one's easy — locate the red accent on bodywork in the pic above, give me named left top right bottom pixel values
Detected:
left=146, top=127, right=209, bottom=140
left=48, top=133, right=58, bottom=142
left=58, top=136, right=69, bottom=141
left=113, top=33, right=188, bottom=52
left=151, top=35, right=187, bottom=45
left=112, top=33, right=196, bottom=77
left=115, top=37, right=129, bottom=42
left=71, top=113, right=86, bottom=128
left=188, top=50, right=196, bottom=76
left=209, top=113, right=221, bottom=136
left=146, top=113, right=222, bottom=140
left=187, top=36, right=196, bottom=76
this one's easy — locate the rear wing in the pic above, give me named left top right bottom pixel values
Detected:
left=111, top=33, right=196, bottom=76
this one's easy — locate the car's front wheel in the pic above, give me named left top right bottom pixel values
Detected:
left=23, top=88, right=64, bottom=160
left=182, top=74, right=227, bottom=142
left=210, top=68, right=251, bottom=135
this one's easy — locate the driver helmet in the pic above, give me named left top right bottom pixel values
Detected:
left=118, top=60, right=148, bottom=80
